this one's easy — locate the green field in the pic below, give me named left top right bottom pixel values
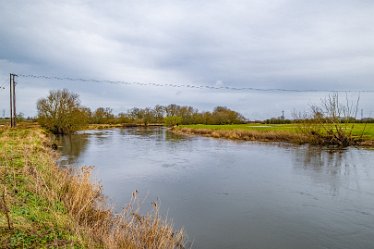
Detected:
left=179, top=123, right=374, bottom=140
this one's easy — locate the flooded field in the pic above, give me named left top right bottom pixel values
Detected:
left=58, top=128, right=374, bottom=249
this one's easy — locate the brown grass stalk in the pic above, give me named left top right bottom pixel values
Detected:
left=0, top=128, right=186, bottom=248
left=0, top=188, right=13, bottom=230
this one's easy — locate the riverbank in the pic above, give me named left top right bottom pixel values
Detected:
left=172, top=124, right=374, bottom=147
left=86, top=123, right=164, bottom=130
left=0, top=128, right=185, bottom=248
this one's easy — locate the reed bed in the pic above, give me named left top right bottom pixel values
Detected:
left=0, top=128, right=185, bottom=248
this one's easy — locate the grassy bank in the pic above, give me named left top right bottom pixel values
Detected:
left=173, top=124, right=374, bottom=147
left=0, top=128, right=185, bottom=248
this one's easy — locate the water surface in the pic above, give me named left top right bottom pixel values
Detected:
left=58, top=128, right=374, bottom=249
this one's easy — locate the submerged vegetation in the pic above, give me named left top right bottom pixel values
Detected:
left=0, top=128, right=185, bottom=248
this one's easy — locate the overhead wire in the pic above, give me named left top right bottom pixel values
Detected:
left=16, top=73, right=374, bottom=93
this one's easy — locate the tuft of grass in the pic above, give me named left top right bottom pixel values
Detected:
left=0, top=127, right=186, bottom=248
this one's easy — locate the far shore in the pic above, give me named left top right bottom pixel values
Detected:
left=171, top=124, right=374, bottom=148
left=2, top=121, right=374, bottom=148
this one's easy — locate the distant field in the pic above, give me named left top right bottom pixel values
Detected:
left=179, top=123, right=374, bottom=140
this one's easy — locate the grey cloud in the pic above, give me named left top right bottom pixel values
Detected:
left=0, top=0, right=373, bottom=119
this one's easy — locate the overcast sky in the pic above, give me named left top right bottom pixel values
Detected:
left=0, top=0, right=373, bottom=119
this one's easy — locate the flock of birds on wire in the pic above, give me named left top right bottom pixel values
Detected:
left=0, top=73, right=373, bottom=93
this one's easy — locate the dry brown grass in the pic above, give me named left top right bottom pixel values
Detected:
left=0, top=128, right=186, bottom=248
left=60, top=167, right=185, bottom=249
left=172, top=127, right=304, bottom=144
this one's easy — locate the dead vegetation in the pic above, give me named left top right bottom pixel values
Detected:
left=295, top=93, right=365, bottom=147
left=0, top=128, right=186, bottom=248
left=172, top=127, right=302, bottom=144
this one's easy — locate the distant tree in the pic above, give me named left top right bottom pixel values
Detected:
left=92, top=107, right=115, bottom=124
left=117, top=112, right=131, bottom=123
left=164, top=115, right=183, bottom=127
left=93, top=107, right=106, bottom=123
left=37, top=89, right=88, bottom=134
left=210, top=106, right=246, bottom=124
left=143, top=107, right=155, bottom=126
left=165, top=104, right=180, bottom=117
left=16, top=112, right=26, bottom=122
left=127, top=107, right=143, bottom=123
left=154, top=105, right=165, bottom=123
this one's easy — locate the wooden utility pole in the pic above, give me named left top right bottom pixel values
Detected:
left=9, top=73, right=17, bottom=127
left=9, top=74, right=12, bottom=127
left=13, top=75, right=16, bottom=127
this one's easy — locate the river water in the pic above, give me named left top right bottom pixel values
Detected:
left=57, top=128, right=374, bottom=249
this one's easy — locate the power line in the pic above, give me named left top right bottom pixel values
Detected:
left=17, top=74, right=374, bottom=93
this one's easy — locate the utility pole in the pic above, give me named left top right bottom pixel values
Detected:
left=9, top=74, right=12, bottom=127
left=9, top=73, right=17, bottom=127
left=13, top=74, right=17, bottom=127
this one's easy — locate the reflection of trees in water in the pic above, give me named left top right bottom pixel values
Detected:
left=118, top=127, right=187, bottom=143
left=55, top=133, right=90, bottom=166
left=119, top=127, right=162, bottom=137
left=92, top=131, right=112, bottom=146
left=294, top=147, right=345, bottom=174
left=165, top=129, right=187, bottom=142
left=292, top=146, right=360, bottom=194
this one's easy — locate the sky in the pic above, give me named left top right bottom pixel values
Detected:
left=0, top=0, right=374, bottom=120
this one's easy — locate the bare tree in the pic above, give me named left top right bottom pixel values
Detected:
left=297, top=93, right=364, bottom=147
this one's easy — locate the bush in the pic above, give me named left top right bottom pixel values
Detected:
left=296, top=93, right=364, bottom=147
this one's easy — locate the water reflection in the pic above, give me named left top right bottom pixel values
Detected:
left=55, top=133, right=90, bottom=165
left=57, top=128, right=374, bottom=249
left=118, top=127, right=187, bottom=142
left=293, top=146, right=347, bottom=173
left=291, top=145, right=366, bottom=195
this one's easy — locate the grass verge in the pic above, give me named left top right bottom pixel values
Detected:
left=0, top=127, right=185, bottom=248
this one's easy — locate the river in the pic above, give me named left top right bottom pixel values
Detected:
left=57, top=127, right=374, bottom=249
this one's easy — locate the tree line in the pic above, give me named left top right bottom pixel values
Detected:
left=37, top=89, right=246, bottom=134
left=33, top=89, right=374, bottom=136
left=91, top=104, right=246, bottom=126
